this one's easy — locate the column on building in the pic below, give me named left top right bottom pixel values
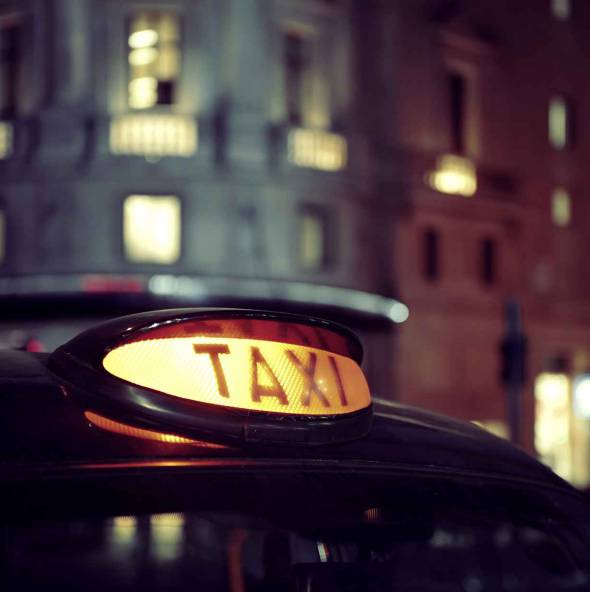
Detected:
left=36, top=0, right=90, bottom=163
left=224, top=0, right=272, bottom=166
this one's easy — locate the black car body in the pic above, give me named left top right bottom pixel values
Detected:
left=2, top=310, right=590, bottom=591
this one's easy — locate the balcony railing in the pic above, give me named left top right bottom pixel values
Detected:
left=287, top=128, right=347, bottom=172
left=0, top=121, right=13, bottom=160
left=109, top=113, right=197, bottom=158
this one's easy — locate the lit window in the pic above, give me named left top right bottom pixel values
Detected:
left=552, top=0, right=572, bottom=20
left=288, top=128, right=347, bottom=171
left=422, top=228, right=440, bottom=282
left=124, top=195, right=181, bottom=264
left=299, top=207, right=330, bottom=270
left=480, top=237, right=497, bottom=286
left=574, top=374, right=590, bottom=418
left=0, top=18, right=21, bottom=119
left=128, top=11, right=181, bottom=109
left=110, top=113, right=197, bottom=157
left=535, top=372, right=572, bottom=481
left=552, top=188, right=571, bottom=227
left=548, top=95, right=572, bottom=149
left=0, top=121, right=12, bottom=159
left=427, top=154, right=477, bottom=197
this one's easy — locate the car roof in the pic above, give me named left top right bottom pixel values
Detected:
left=0, top=349, right=571, bottom=497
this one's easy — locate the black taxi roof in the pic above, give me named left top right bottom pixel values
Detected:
left=4, top=311, right=590, bottom=592
left=0, top=348, right=570, bottom=496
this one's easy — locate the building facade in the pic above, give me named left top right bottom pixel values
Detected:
left=0, top=0, right=407, bottom=398
left=379, top=0, right=590, bottom=486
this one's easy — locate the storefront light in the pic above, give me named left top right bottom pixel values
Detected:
left=573, top=373, right=590, bottom=419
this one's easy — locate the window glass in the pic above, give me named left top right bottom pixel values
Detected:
left=4, top=474, right=590, bottom=591
left=123, top=194, right=181, bottom=264
left=0, top=209, right=6, bottom=263
left=480, top=237, right=497, bottom=286
left=552, top=0, right=572, bottom=20
left=535, top=372, right=573, bottom=480
left=448, top=71, right=467, bottom=155
left=128, top=11, right=181, bottom=109
left=0, top=20, right=21, bottom=118
left=284, top=30, right=311, bottom=126
left=423, top=228, right=440, bottom=281
left=282, top=26, right=330, bottom=129
left=552, top=188, right=572, bottom=227
left=299, top=206, right=329, bottom=270
left=549, top=96, right=572, bottom=149
left=236, top=205, right=265, bottom=269
left=0, top=120, right=11, bottom=158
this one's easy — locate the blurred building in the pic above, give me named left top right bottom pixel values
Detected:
left=0, top=0, right=408, bottom=398
left=2, top=0, right=590, bottom=485
left=380, top=0, right=590, bottom=486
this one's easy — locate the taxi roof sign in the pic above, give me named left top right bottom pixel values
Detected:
left=103, top=335, right=369, bottom=416
left=49, top=309, right=373, bottom=446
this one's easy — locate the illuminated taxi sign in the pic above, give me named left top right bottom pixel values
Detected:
left=49, top=309, right=373, bottom=446
left=103, top=336, right=369, bottom=416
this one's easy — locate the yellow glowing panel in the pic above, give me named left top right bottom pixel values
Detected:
left=85, top=411, right=226, bottom=447
left=103, top=337, right=370, bottom=416
left=124, top=194, right=181, bottom=264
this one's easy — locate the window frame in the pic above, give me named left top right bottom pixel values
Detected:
left=125, top=8, right=184, bottom=112
left=272, top=0, right=350, bottom=132
left=444, top=61, right=480, bottom=158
